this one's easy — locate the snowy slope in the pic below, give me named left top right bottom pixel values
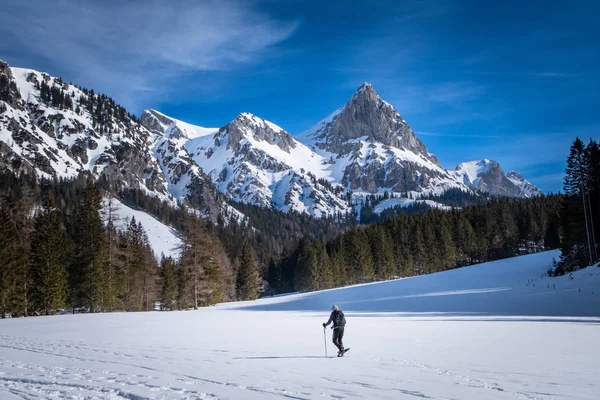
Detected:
left=1, top=251, right=599, bottom=399
left=230, top=250, right=600, bottom=316
left=102, top=197, right=183, bottom=260
left=372, top=198, right=453, bottom=214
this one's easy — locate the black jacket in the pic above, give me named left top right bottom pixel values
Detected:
left=325, top=310, right=346, bottom=327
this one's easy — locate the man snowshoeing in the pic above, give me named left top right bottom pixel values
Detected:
left=323, top=305, right=347, bottom=357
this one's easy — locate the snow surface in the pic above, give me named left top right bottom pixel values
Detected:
left=102, top=197, right=182, bottom=260
left=147, top=109, right=218, bottom=139
left=372, top=198, right=453, bottom=214
left=1, top=251, right=599, bottom=399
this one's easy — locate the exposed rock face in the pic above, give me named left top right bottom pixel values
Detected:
left=317, top=83, right=436, bottom=163
left=507, top=170, right=543, bottom=198
left=219, top=113, right=297, bottom=153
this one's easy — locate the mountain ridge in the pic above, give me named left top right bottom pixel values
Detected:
left=0, top=60, right=542, bottom=219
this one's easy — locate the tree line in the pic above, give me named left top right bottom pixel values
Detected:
left=269, top=195, right=563, bottom=293
left=555, top=137, right=600, bottom=273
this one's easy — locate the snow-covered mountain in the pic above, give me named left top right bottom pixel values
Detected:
left=0, top=61, right=223, bottom=219
left=141, top=110, right=351, bottom=218
left=0, top=59, right=542, bottom=220
left=455, top=159, right=542, bottom=198
left=298, top=83, right=465, bottom=196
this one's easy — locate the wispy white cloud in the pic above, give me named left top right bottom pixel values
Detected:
left=535, top=72, right=576, bottom=78
left=0, top=0, right=298, bottom=109
left=417, top=131, right=501, bottom=139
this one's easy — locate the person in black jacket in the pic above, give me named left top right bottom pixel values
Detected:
left=323, top=305, right=346, bottom=356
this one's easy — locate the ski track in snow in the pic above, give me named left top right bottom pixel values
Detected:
left=1, top=251, right=599, bottom=399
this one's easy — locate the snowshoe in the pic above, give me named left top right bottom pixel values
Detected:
left=337, top=348, right=350, bottom=357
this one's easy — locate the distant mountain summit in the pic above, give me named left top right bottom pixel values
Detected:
left=454, top=160, right=542, bottom=198
left=301, top=83, right=437, bottom=163
left=299, top=83, right=466, bottom=194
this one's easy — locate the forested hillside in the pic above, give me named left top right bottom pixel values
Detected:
left=270, top=195, right=563, bottom=293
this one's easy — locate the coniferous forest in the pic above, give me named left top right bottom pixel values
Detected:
left=0, top=138, right=598, bottom=317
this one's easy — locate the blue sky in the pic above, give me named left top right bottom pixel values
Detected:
left=1, top=0, right=599, bottom=193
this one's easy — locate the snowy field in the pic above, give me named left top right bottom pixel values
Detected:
left=1, top=250, right=599, bottom=399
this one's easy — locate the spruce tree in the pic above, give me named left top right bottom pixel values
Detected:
left=370, top=226, right=395, bottom=279
left=236, top=240, right=261, bottom=300
left=159, top=256, right=177, bottom=310
left=71, top=180, right=107, bottom=312
left=29, top=193, right=68, bottom=315
left=0, top=205, right=21, bottom=318
left=561, top=138, right=591, bottom=266
left=293, top=239, right=319, bottom=291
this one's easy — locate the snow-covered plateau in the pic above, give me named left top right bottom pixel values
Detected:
left=1, top=250, right=599, bottom=399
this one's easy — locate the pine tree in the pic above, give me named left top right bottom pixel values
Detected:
left=138, top=224, right=157, bottom=311
left=103, top=195, right=123, bottom=311
left=370, top=226, right=395, bottom=279
left=175, top=260, right=192, bottom=309
left=29, top=193, right=68, bottom=315
left=0, top=205, right=21, bottom=318
left=316, top=242, right=333, bottom=290
left=561, top=138, right=590, bottom=266
left=455, top=214, right=477, bottom=266
left=293, top=239, right=319, bottom=291
left=179, top=218, right=207, bottom=309
left=120, top=217, right=153, bottom=311
left=70, top=180, right=107, bottom=312
left=236, top=240, right=261, bottom=300
left=159, top=256, right=177, bottom=310
left=437, top=215, right=457, bottom=271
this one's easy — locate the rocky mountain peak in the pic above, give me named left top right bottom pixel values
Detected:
left=507, top=170, right=543, bottom=198
left=352, top=82, right=377, bottom=99
left=219, top=112, right=296, bottom=153
left=140, top=109, right=172, bottom=135
left=303, top=83, right=437, bottom=165
left=507, top=170, right=523, bottom=180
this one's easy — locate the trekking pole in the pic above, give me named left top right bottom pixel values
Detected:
left=323, top=326, right=328, bottom=358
